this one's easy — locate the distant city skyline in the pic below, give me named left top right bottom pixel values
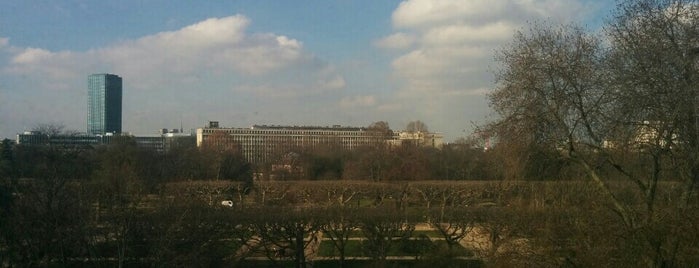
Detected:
left=0, top=1, right=614, bottom=141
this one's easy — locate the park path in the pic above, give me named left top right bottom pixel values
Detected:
left=233, top=235, right=261, bottom=259
left=237, top=223, right=484, bottom=263
left=304, top=231, right=324, bottom=261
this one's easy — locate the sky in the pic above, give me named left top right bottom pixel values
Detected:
left=0, top=0, right=614, bottom=141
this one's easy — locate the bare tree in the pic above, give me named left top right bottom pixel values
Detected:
left=406, top=120, right=429, bottom=133
left=253, top=181, right=290, bottom=206
left=606, top=0, right=699, bottom=209
left=368, top=121, right=393, bottom=138
left=199, top=131, right=248, bottom=180
left=32, top=123, right=65, bottom=136
left=602, top=1, right=699, bottom=265
left=319, top=207, right=361, bottom=268
left=252, top=207, right=321, bottom=268
left=359, top=207, right=416, bottom=263
left=322, top=182, right=363, bottom=207
left=489, top=18, right=629, bottom=215
left=488, top=1, right=699, bottom=265
left=429, top=207, right=474, bottom=252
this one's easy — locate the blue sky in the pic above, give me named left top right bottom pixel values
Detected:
left=0, top=0, right=613, bottom=141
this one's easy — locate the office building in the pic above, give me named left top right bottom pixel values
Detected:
left=197, top=122, right=388, bottom=164
left=16, top=130, right=194, bottom=153
left=196, top=121, right=443, bottom=164
left=87, top=73, right=122, bottom=135
left=392, top=131, right=444, bottom=149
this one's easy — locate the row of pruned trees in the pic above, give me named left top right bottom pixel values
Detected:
left=0, top=181, right=699, bottom=267
left=3, top=178, right=696, bottom=267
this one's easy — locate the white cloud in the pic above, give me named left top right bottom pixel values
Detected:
left=0, top=15, right=345, bottom=136
left=392, top=0, right=509, bottom=28
left=374, top=32, right=416, bottom=49
left=339, top=95, right=376, bottom=108
left=12, top=47, right=53, bottom=64
left=97, top=15, right=303, bottom=80
left=1, top=15, right=343, bottom=93
left=6, top=48, right=83, bottom=80
left=380, top=0, right=603, bottom=140
left=232, top=64, right=346, bottom=99
left=236, top=74, right=345, bottom=99
left=319, top=75, right=346, bottom=90
left=392, top=0, right=592, bottom=29
left=422, top=22, right=516, bottom=45
left=3, top=15, right=307, bottom=79
left=386, top=0, right=597, bottom=98
left=392, top=47, right=487, bottom=76
left=377, top=102, right=403, bottom=112
left=0, top=37, right=10, bottom=49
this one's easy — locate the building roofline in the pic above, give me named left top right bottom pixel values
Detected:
left=251, top=124, right=368, bottom=131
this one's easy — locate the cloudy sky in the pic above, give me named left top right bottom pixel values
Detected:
left=0, top=0, right=613, bottom=141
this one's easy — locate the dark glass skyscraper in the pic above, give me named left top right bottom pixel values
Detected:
left=87, top=74, right=122, bottom=135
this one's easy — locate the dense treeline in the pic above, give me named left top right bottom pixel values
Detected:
left=0, top=134, right=507, bottom=185
left=0, top=136, right=254, bottom=186
left=268, top=139, right=503, bottom=181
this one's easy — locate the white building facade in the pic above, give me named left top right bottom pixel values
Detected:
left=196, top=122, right=444, bottom=164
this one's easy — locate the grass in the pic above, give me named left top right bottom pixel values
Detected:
left=317, top=238, right=474, bottom=258
left=311, top=259, right=482, bottom=268
left=318, top=240, right=364, bottom=257
left=238, top=259, right=482, bottom=268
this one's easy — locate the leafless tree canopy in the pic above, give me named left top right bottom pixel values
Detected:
left=487, top=0, right=699, bottom=266
left=406, top=120, right=429, bottom=133
left=32, top=123, right=66, bottom=136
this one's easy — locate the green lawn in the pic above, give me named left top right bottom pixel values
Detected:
left=239, top=259, right=482, bottom=268
left=317, top=238, right=473, bottom=257
left=318, top=240, right=364, bottom=257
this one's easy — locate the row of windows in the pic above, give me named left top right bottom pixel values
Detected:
left=200, top=128, right=377, bottom=137
left=199, top=133, right=382, bottom=163
left=205, top=136, right=376, bottom=145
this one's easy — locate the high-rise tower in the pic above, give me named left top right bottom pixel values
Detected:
left=87, top=74, right=122, bottom=135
